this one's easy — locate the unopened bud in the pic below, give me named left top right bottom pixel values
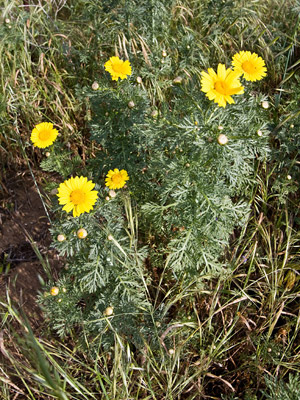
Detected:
left=261, top=101, right=269, bottom=109
left=50, top=287, right=59, bottom=296
left=103, top=306, right=114, bottom=316
left=5, top=18, right=10, bottom=24
left=45, top=151, right=51, bottom=157
left=128, top=101, right=135, bottom=109
left=57, top=234, right=66, bottom=242
left=162, top=50, right=167, bottom=57
left=92, top=81, right=99, bottom=90
left=257, top=130, right=263, bottom=136
left=151, top=110, right=158, bottom=118
left=107, top=234, right=113, bottom=241
left=217, top=134, right=228, bottom=145
left=109, top=190, right=116, bottom=198
left=218, top=125, right=224, bottom=130
left=168, top=348, right=175, bottom=355
left=173, top=76, right=183, bottom=85
left=77, top=228, right=88, bottom=239
left=136, top=76, right=142, bottom=84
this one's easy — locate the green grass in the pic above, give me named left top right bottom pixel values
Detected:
left=0, top=0, right=299, bottom=399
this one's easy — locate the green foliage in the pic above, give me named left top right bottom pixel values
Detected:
left=37, top=0, right=275, bottom=351
left=1, top=0, right=300, bottom=398
left=262, top=374, right=300, bottom=400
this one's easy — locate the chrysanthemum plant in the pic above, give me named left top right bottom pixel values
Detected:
left=37, top=50, right=270, bottom=348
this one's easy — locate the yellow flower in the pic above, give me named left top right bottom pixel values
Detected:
left=232, top=51, right=267, bottom=81
left=104, top=56, right=132, bottom=81
left=105, top=168, right=129, bottom=190
left=30, top=122, right=59, bottom=148
left=57, top=176, right=98, bottom=217
left=201, top=64, right=244, bottom=108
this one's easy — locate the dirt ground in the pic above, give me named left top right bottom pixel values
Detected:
left=0, top=170, right=61, bottom=328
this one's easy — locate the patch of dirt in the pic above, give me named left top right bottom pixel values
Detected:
left=0, top=170, right=61, bottom=329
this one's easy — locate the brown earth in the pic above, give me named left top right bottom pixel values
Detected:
left=0, top=170, right=61, bottom=329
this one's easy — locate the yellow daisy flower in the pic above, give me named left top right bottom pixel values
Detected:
left=104, top=56, right=132, bottom=81
left=105, top=169, right=129, bottom=190
left=30, top=122, right=59, bottom=148
left=200, top=64, right=244, bottom=108
left=57, top=176, right=98, bottom=218
left=232, top=51, right=267, bottom=81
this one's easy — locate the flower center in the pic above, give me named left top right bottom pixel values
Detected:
left=214, top=80, right=228, bottom=95
left=242, top=60, right=256, bottom=74
left=111, top=173, right=123, bottom=184
left=39, top=130, right=51, bottom=141
left=112, top=62, right=125, bottom=74
left=70, top=189, right=86, bottom=205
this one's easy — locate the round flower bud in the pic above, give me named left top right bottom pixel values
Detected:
left=162, top=50, right=167, bottom=57
left=107, top=234, right=113, bottom=241
left=50, top=287, right=59, bottom=296
left=77, top=228, right=88, bottom=239
left=58, top=298, right=62, bottom=303
left=136, top=76, right=142, bottom=84
left=128, top=101, right=135, bottom=109
left=187, top=45, right=190, bottom=49
left=217, top=134, right=228, bottom=145
left=57, top=234, right=66, bottom=242
left=105, top=196, right=110, bottom=201
left=257, top=130, right=263, bottom=137
left=109, top=189, right=116, bottom=198
left=218, top=125, right=224, bottom=130
left=62, top=287, right=67, bottom=293
left=194, top=121, right=198, bottom=126
left=290, top=124, right=294, bottom=128
left=5, top=18, right=10, bottom=24
left=155, top=321, right=161, bottom=327
left=287, top=175, right=292, bottom=180
left=173, top=76, right=183, bottom=85
left=92, top=81, right=99, bottom=90
left=168, top=348, right=175, bottom=355
left=45, top=151, right=51, bottom=157
left=151, top=110, right=158, bottom=118
left=185, top=163, right=190, bottom=168
left=103, top=306, right=114, bottom=316
left=261, top=101, right=269, bottom=109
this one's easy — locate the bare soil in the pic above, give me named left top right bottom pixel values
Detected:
left=0, top=170, right=61, bottom=329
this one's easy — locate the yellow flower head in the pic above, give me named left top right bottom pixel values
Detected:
left=105, top=168, right=129, bottom=190
left=30, top=122, right=58, bottom=148
left=104, top=56, right=132, bottom=81
left=201, top=64, right=244, bottom=108
left=57, top=176, right=98, bottom=218
left=232, top=51, right=267, bottom=81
